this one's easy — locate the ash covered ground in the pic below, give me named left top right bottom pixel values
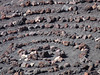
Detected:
left=0, top=0, right=100, bottom=75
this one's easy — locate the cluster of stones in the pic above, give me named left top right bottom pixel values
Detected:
left=0, top=16, right=100, bottom=34
left=0, top=23, right=99, bottom=50
left=19, top=0, right=100, bottom=7
left=1, top=1, right=100, bottom=20
left=0, top=41, right=100, bottom=75
left=0, top=30, right=98, bottom=44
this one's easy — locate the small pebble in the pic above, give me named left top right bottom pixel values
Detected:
left=61, top=5, right=69, bottom=12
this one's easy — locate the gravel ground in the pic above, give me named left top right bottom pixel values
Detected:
left=0, top=0, right=100, bottom=75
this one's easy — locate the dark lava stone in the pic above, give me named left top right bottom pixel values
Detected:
left=85, top=5, right=93, bottom=11
left=0, top=26, right=5, bottom=29
left=16, top=43, right=25, bottom=48
left=74, top=24, right=79, bottom=28
left=40, top=51, right=51, bottom=58
left=79, top=0, right=86, bottom=3
left=28, top=26, right=34, bottom=30
left=81, top=64, right=89, bottom=70
left=48, top=0, right=54, bottom=5
left=8, top=67, right=13, bottom=70
left=73, top=62, right=81, bottom=67
left=18, top=26, right=28, bottom=32
left=44, top=51, right=51, bottom=57
left=31, top=54, right=38, bottom=60
left=43, top=44, right=50, bottom=50
left=62, top=18, right=67, bottom=22
left=17, top=17, right=27, bottom=25
left=85, top=0, right=93, bottom=3
left=0, top=34, right=2, bottom=37
left=73, top=6, right=78, bottom=11
left=39, top=24, right=44, bottom=29
left=59, top=65, right=64, bottom=70
left=38, top=46, right=43, bottom=51
left=0, top=67, right=2, bottom=69
left=59, top=52, right=67, bottom=58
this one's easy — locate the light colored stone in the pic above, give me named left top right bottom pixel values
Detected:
left=54, top=39, right=61, bottom=43
left=29, top=32, right=36, bottom=36
left=74, top=45, right=79, bottom=49
left=88, top=34, right=92, bottom=39
left=68, top=7, right=73, bottom=11
left=23, top=13, right=27, bottom=17
left=97, top=5, right=100, bottom=10
left=30, top=51, right=37, bottom=55
left=26, top=9, right=32, bottom=15
left=35, top=16, right=41, bottom=22
left=92, top=3, right=97, bottom=9
left=76, top=35, right=82, bottom=39
left=84, top=72, right=88, bottom=75
left=61, top=5, right=69, bottom=12
left=21, top=62, right=27, bottom=67
left=82, top=35, right=87, bottom=40
left=24, top=58, right=29, bottom=61
left=69, top=1, right=76, bottom=4
left=21, top=54, right=28, bottom=59
left=95, top=37, right=100, bottom=42
left=62, top=41, right=70, bottom=46
left=14, top=72, right=19, bottom=75
left=97, top=69, right=100, bottom=74
left=64, top=63, right=70, bottom=67
left=31, top=1, right=38, bottom=6
left=54, top=56, right=63, bottom=62
left=56, top=49, right=61, bottom=53
left=81, top=48, right=89, bottom=52
left=30, top=63, right=35, bottom=67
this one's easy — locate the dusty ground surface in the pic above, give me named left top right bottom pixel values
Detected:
left=0, top=0, right=100, bottom=75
